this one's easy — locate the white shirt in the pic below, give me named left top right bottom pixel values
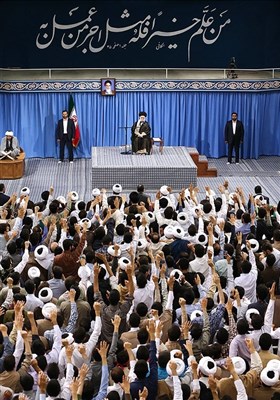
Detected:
left=63, top=118, right=68, bottom=134
left=232, top=120, right=237, bottom=134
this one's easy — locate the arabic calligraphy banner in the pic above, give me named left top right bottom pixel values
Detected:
left=1, top=0, right=280, bottom=69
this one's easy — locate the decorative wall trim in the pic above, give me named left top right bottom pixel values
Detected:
left=1, top=79, right=280, bottom=93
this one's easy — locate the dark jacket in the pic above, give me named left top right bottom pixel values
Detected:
left=56, top=118, right=75, bottom=141
left=224, top=119, right=244, bottom=144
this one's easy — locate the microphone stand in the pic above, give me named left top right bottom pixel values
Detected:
left=119, top=126, right=131, bottom=155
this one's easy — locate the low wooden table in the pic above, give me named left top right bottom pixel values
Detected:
left=0, top=151, right=25, bottom=179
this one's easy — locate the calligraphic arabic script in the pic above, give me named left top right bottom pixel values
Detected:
left=36, top=5, right=231, bottom=62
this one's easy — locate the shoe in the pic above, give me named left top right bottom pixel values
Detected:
left=70, top=161, right=73, bottom=164
left=58, top=161, right=62, bottom=164
left=226, top=162, right=230, bottom=165
left=236, top=162, right=239, bottom=165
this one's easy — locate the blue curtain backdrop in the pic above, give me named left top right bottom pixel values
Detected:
left=0, top=91, right=280, bottom=159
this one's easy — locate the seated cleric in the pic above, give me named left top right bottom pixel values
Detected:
left=0, top=131, right=20, bottom=160
left=131, top=111, right=151, bottom=155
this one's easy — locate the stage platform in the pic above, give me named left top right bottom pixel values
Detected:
left=91, top=146, right=197, bottom=191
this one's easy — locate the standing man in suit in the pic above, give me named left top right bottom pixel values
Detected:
left=224, top=112, right=244, bottom=164
left=56, top=110, right=75, bottom=164
left=0, top=184, right=10, bottom=206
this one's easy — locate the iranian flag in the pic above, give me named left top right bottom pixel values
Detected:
left=68, top=94, right=81, bottom=148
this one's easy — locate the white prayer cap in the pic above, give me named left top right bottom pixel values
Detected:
left=172, top=226, right=185, bottom=239
left=164, top=225, right=174, bottom=239
left=170, top=349, right=183, bottom=360
left=160, top=185, right=169, bottom=196
left=38, top=287, right=53, bottom=303
left=190, top=310, right=204, bottom=321
left=231, top=356, right=246, bottom=375
left=118, top=257, right=131, bottom=271
left=57, top=195, right=66, bottom=205
left=169, top=269, right=183, bottom=282
left=28, top=267, right=40, bottom=280
left=144, top=211, right=155, bottom=223
left=5, top=130, right=13, bottom=137
left=249, top=238, right=259, bottom=253
left=70, top=191, right=79, bottom=201
left=112, top=184, right=122, bottom=194
left=166, top=358, right=185, bottom=377
left=78, top=265, right=91, bottom=280
left=177, top=212, right=188, bottom=225
left=61, top=332, right=75, bottom=345
left=75, top=200, right=85, bottom=211
left=108, top=245, right=121, bottom=257
left=198, top=356, right=217, bottom=376
left=267, top=359, right=280, bottom=372
left=137, top=239, right=148, bottom=250
left=79, top=217, right=91, bottom=229
left=99, top=264, right=109, bottom=280
left=260, top=367, right=279, bottom=386
left=34, top=245, right=49, bottom=260
left=134, top=213, right=142, bottom=223
left=92, top=188, right=101, bottom=197
left=42, top=302, right=57, bottom=319
left=245, top=308, right=260, bottom=324
left=20, top=187, right=30, bottom=196
left=196, top=232, right=208, bottom=246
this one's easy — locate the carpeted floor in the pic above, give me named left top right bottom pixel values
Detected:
left=1, top=155, right=280, bottom=205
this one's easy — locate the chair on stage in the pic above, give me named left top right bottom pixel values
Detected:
left=0, top=148, right=25, bottom=179
left=150, top=137, right=164, bottom=154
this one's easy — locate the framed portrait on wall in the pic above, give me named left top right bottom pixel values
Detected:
left=101, top=78, right=116, bottom=96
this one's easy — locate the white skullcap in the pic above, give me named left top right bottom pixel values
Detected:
left=190, top=310, right=204, bottom=321
left=198, top=356, right=217, bottom=376
left=249, top=238, right=259, bottom=253
left=99, top=264, right=109, bottom=280
left=169, top=269, right=183, bottom=282
left=79, top=217, right=91, bottom=229
left=177, top=212, right=189, bottom=225
left=260, top=367, right=280, bottom=386
left=119, top=257, right=131, bottom=271
left=144, top=211, right=155, bottom=223
left=5, top=131, right=13, bottom=136
left=166, top=358, right=185, bottom=377
left=172, top=226, right=185, bottom=239
left=20, top=187, right=30, bottom=196
left=231, top=356, right=246, bottom=375
left=42, top=302, right=57, bottom=319
left=92, top=188, right=101, bottom=197
left=113, top=184, right=122, bottom=194
left=170, top=349, right=183, bottom=360
left=78, top=265, right=91, bottom=280
left=75, top=200, right=85, bottom=211
left=61, top=332, right=75, bottom=345
left=137, top=238, right=148, bottom=250
left=71, top=191, right=79, bottom=201
left=38, top=287, right=53, bottom=303
left=57, top=195, right=66, bottom=205
left=34, top=245, right=49, bottom=260
left=267, top=359, right=280, bottom=372
left=245, top=308, right=260, bottom=324
left=108, top=245, right=121, bottom=257
left=164, top=225, right=174, bottom=239
left=160, top=185, right=169, bottom=196
left=196, top=232, right=208, bottom=246
left=27, top=267, right=40, bottom=280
